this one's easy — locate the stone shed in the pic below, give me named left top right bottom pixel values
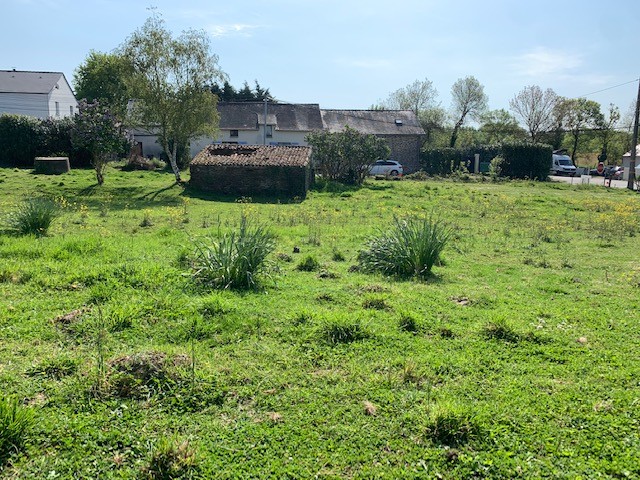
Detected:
left=190, top=144, right=313, bottom=198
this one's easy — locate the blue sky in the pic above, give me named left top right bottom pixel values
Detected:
left=3, top=0, right=638, bottom=119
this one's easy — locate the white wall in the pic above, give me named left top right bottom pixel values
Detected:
left=217, top=126, right=309, bottom=146
left=0, top=92, right=49, bottom=118
left=48, top=78, right=78, bottom=118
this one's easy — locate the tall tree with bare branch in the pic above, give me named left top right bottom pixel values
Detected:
left=449, top=76, right=488, bottom=148
left=509, top=85, right=558, bottom=143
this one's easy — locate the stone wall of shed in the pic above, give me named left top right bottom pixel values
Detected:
left=378, top=135, right=424, bottom=173
left=190, top=164, right=310, bottom=198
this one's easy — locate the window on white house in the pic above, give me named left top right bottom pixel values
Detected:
left=70, top=105, right=74, bottom=116
left=266, top=125, right=273, bottom=138
left=230, top=129, right=239, bottom=137
left=55, top=102, right=60, bottom=117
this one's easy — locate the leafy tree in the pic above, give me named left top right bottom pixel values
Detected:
left=554, top=98, right=603, bottom=162
left=449, top=76, right=488, bottom=148
left=509, top=85, right=559, bottom=143
left=478, top=109, right=526, bottom=144
left=71, top=100, right=129, bottom=185
left=377, top=78, right=444, bottom=144
left=595, top=103, right=620, bottom=162
left=120, top=14, right=225, bottom=182
left=379, top=78, right=438, bottom=114
left=73, top=51, right=133, bottom=120
left=211, top=80, right=274, bottom=102
left=306, top=126, right=390, bottom=186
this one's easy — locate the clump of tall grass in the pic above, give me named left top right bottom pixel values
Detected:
left=142, top=437, right=198, bottom=479
left=0, top=396, right=34, bottom=462
left=424, top=403, right=479, bottom=446
left=191, top=216, right=275, bottom=290
left=6, top=197, right=59, bottom=236
left=358, top=216, right=452, bottom=279
left=321, top=317, right=369, bottom=345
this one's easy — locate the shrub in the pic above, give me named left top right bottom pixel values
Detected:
left=0, top=114, right=42, bottom=167
left=499, top=142, right=552, bottom=180
left=0, top=396, right=33, bottom=462
left=191, top=216, right=275, bottom=290
left=358, top=216, right=452, bottom=279
left=6, top=197, right=59, bottom=236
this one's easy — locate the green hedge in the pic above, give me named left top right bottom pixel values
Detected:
left=0, top=114, right=93, bottom=168
left=0, top=114, right=42, bottom=167
left=499, top=142, right=552, bottom=180
left=420, top=143, right=550, bottom=180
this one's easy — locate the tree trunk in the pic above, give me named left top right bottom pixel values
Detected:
left=161, top=136, right=182, bottom=183
left=449, top=118, right=464, bottom=148
left=571, top=131, right=579, bottom=163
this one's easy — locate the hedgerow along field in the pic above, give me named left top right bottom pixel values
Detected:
left=1, top=165, right=639, bottom=479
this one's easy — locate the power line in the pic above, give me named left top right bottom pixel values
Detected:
left=578, top=78, right=640, bottom=99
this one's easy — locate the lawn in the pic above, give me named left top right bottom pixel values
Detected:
left=0, top=165, right=639, bottom=478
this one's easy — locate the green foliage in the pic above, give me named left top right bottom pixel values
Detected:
left=39, top=118, right=92, bottom=167
left=73, top=50, right=133, bottom=120
left=0, top=396, right=33, bottom=463
left=6, top=197, right=59, bottom=236
left=72, top=100, right=130, bottom=185
left=121, top=14, right=225, bottom=181
left=0, top=114, right=42, bottom=167
left=191, top=216, right=275, bottom=290
left=421, top=145, right=501, bottom=175
left=358, top=216, right=452, bottom=279
left=500, top=141, right=552, bottom=180
left=211, top=80, right=274, bottom=102
left=306, top=125, right=390, bottom=185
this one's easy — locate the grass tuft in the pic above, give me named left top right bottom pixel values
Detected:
left=191, top=216, right=275, bottom=290
left=142, top=437, right=198, bottom=479
left=321, top=317, right=368, bottom=345
left=296, top=255, right=320, bottom=272
left=358, top=216, right=452, bottom=279
left=424, top=403, right=479, bottom=446
left=0, top=396, right=33, bottom=463
left=6, top=197, right=59, bottom=236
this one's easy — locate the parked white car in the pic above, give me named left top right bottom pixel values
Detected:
left=368, top=160, right=403, bottom=177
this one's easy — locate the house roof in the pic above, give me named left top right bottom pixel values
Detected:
left=192, top=144, right=311, bottom=167
left=0, top=70, right=66, bottom=94
left=218, top=102, right=323, bottom=131
left=320, top=109, right=425, bottom=135
left=622, top=145, right=640, bottom=157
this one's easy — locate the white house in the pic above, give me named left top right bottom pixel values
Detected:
left=0, top=69, right=78, bottom=119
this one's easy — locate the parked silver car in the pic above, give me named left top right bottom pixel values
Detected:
left=368, top=160, right=403, bottom=177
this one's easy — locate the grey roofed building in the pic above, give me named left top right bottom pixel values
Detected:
left=218, top=102, right=324, bottom=132
left=320, top=109, right=426, bottom=173
left=0, top=69, right=78, bottom=119
left=0, top=70, right=67, bottom=94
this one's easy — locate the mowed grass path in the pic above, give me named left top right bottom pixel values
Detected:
left=0, top=165, right=639, bottom=478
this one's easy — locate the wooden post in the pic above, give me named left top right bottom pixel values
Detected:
left=627, top=78, right=639, bottom=190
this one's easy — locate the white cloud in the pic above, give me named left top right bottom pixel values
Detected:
left=207, top=24, right=259, bottom=38
left=511, top=47, right=583, bottom=78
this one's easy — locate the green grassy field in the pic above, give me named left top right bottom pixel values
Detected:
left=1, top=165, right=639, bottom=479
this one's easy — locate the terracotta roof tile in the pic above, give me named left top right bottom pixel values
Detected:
left=192, top=144, right=311, bottom=167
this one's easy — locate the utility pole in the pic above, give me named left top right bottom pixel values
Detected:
left=627, top=77, right=639, bottom=190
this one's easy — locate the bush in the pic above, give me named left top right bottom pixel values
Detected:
left=0, top=114, right=42, bottom=167
left=0, top=396, right=33, bottom=463
left=191, top=216, right=275, bottom=290
left=358, top=216, right=452, bottom=279
left=499, top=142, right=552, bottom=180
left=6, top=197, right=59, bottom=236
left=39, top=118, right=92, bottom=168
